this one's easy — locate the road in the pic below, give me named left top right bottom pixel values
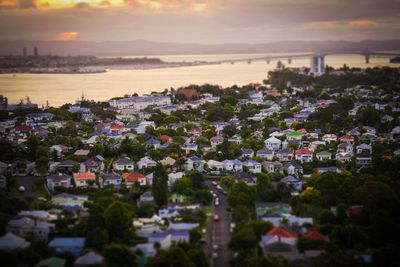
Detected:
left=205, top=180, right=233, bottom=267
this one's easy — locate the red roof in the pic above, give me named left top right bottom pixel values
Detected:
left=340, top=135, right=354, bottom=141
left=160, top=135, right=171, bottom=141
left=123, top=172, right=146, bottom=182
left=73, top=172, right=96, bottom=180
left=178, top=88, right=198, bottom=99
left=111, top=124, right=124, bottom=130
left=266, top=227, right=297, bottom=238
left=295, top=148, right=313, bottom=155
left=297, top=128, right=307, bottom=134
left=304, top=230, right=329, bottom=241
left=15, top=125, right=34, bottom=132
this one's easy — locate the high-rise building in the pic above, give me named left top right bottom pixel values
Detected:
left=33, top=46, right=39, bottom=57
left=23, top=47, right=27, bottom=57
left=310, top=55, right=325, bottom=76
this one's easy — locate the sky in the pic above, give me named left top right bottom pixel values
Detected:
left=0, top=0, right=399, bottom=43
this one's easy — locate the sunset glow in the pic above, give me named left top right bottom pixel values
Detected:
left=55, top=31, right=78, bottom=41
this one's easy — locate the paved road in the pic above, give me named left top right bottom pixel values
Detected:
left=206, top=180, right=233, bottom=267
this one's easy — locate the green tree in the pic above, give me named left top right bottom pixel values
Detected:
left=152, top=164, right=168, bottom=207
left=103, top=201, right=135, bottom=244
left=104, top=243, right=137, bottom=267
left=174, top=176, right=192, bottom=194
left=189, top=171, right=204, bottom=189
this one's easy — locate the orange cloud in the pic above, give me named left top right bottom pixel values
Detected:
left=349, top=19, right=378, bottom=27
left=55, top=32, right=78, bottom=41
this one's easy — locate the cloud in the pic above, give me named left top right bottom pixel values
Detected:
left=349, top=19, right=378, bottom=27
left=55, top=31, right=78, bottom=41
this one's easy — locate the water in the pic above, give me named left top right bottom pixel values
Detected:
left=0, top=53, right=397, bottom=107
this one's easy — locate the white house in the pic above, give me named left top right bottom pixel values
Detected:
left=264, top=136, right=282, bottom=151
left=47, top=173, right=71, bottom=191
left=207, top=160, right=225, bottom=172
left=222, top=159, right=243, bottom=172
left=210, top=136, right=224, bottom=148
left=295, top=148, right=313, bottom=163
left=136, top=121, right=156, bottom=134
left=256, top=148, right=274, bottom=160
left=242, top=160, right=262, bottom=173
left=113, top=157, right=134, bottom=171
left=137, top=157, right=157, bottom=170
left=185, top=156, right=205, bottom=171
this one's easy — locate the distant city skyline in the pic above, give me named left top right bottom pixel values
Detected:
left=1, top=0, right=400, bottom=43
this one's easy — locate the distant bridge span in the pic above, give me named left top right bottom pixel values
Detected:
left=213, top=51, right=400, bottom=65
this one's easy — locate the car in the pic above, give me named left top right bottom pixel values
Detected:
left=212, top=181, right=217, bottom=186
left=200, top=238, right=206, bottom=244
left=18, top=186, right=26, bottom=192
left=213, top=244, right=219, bottom=251
left=213, top=214, right=219, bottom=221
left=212, top=252, right=218, bottom=259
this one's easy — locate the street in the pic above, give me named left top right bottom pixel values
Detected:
left=205, top=180, right=233, bottom=267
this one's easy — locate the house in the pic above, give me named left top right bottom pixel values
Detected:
left=336, top=152, right=352, bottom=163
left=295, top=148, right=313, bottom=163
left=241, top=148, right=254, bottom=158
left=51, top=193, right=88, bottom=211
left=0, top=175, right=6, bottom=189
left=145, top=139, right=161, bottom=149
left=228, top=134, right=243, bottom=144
left=50, top=145, right=70, bottom=159
left=75, top=251, right=103, bottom=267
left=102, top=172, right=122, bottom=187
left=48, top=237, right=85, bottom=255
left=167, top=172, right=185, bottom=187
left=222, top=159, right=243, bottom=172
left=7, top=216, right=55, bottom=241
left=137, top=191, right=155, bottom=206
left=74, top=149, right=90, bottom=157
left=337, top=142, right=353, bottom=154
left=35, top=257, right=66, bottom=267
left=264, top=136, right=282, bottom=151
left=256, top=148, right=275, bottom=160
left=284, top=162, right=303, bottom=177
left=73, top=172, right=96, bottom=187
left=262, top=161, right=283, bottom=173
left=0, top=232, right=30, bottom=250
left=234, top=172, right=256, bottom=183
left=322, top=134, right=337, bottom=143
left=136, top=121, right=156, bottom=134
left=261, top=213, right=284, bottom=227
left=57, top=160, right=79, bottom=174
left=242, top=160, right=262, bottom=173
left=81, top=158, right=104, bottom=173
left=256, top=202, right=291, bottom=217
left=160, top=156, right=176, bottom=167
left=339, top=134, right=355, bottom=144
left=207, top=160, right=225, bottom=172
left=287, top=131, right=303, bottom=141
left=183, top=143, right=198, bottom=153
left=47, top=173, right=72, bottom=191
left=122, top=172, right=147, bottom=186
left=315, top=166, right=340, bottom=173
left=356, top=143, right=372, bottom=155
left=315, top=151, right=332, bottom=161
left=113, top=157, right=134, bottom=171
left=280, top=176, right=302, bottom=191
left=137, top=157, right=157, bottom=170
left=210, top=136, right=224, bottom=148
left=177, top=88, right=198, bottom=99
left=276, top=149, right=294, bottom=162
left=159, top=207, right=179, bottom=219
left=185, top=156, right=205, bottom=171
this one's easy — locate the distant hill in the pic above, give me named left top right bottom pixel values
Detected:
left=1, top=39, right=400, bottom=56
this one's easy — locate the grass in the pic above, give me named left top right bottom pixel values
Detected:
left=33, top=177, right=49, bottom=198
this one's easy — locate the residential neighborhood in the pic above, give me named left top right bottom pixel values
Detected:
left=0, top=67, right=400, bottom=267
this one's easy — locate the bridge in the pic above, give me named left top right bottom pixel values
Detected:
left=213, top=51, right=400, bottom=65
left=211, top=51, right=400, bottom=75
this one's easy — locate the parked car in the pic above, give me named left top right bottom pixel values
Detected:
left=212, top=252, right=218, bottom=259
left=18, top=186, right=26, bottom=192
left=214, top=214, right=219, bottom=221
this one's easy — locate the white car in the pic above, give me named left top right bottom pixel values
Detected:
left=18, top=186, right=26, bottom=192
left=213, top=244, right=219, bottom=251
left=212, top=252, right=218, bottom=259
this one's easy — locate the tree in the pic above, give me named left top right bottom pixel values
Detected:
left=228, top=181, right=255, bottom=210
left=36, top=156, right=49, bottom=175
left=147, top=246, right=195, bottom=267
left=229, top=226, right=258, bottom=251
left=103, top=201, right=135, bottom=244
left=189, top=171, right=204, bottom=189
left=152, top=164, right=168, bottom=207
left=26, top=134, right=40, bottom=160
left=103, top=243, right=136, bottom=267
left=187, top=248, right=209, bottom=267
left=174, top=176, right=192, bottom=194
left=90, top=143, right=105, bottom=156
